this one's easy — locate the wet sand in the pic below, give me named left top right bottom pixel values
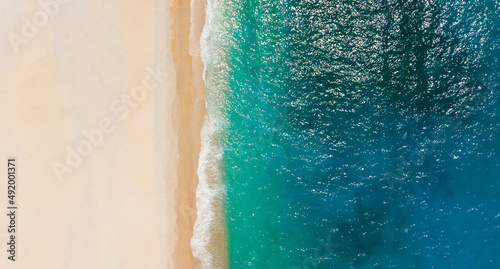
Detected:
left=170, top=0, right=207, bottom=267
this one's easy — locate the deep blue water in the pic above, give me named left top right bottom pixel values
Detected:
left=203, top=0, right=500, bottom=268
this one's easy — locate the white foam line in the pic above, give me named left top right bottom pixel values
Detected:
left=191, top=0, right=225, bottom=268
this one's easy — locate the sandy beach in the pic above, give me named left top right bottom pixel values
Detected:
left=0, top=0, right=206, bottom=267
left=0, top=0, right=216, bottom=267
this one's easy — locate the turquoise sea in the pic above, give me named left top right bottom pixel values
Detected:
left=200, top=0, right=499, bottom=268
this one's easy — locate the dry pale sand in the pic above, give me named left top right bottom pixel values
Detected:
left=0, top=0, right=183, bottom=268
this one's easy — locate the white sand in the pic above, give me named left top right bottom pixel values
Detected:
left=0, top=0, right=178, bottom=268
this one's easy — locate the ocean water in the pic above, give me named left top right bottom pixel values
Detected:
left=199, top=0, right=500, bottom=268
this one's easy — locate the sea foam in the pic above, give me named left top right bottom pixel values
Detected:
left=191, top=0, right=226, bottom=267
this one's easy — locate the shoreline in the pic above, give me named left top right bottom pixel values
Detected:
left=191, top=0, right=228, bottom=268
left=171, top=0, right=209, bottom=268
